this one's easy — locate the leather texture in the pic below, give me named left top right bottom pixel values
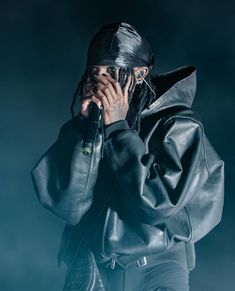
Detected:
left=62, top=241, right=106, bottom=291
left=31, top=65, right=224, bottom=289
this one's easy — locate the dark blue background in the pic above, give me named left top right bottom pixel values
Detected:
left=0, top=1, right=234, bottom=290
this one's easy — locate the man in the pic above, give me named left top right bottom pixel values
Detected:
left=31, top=22, right=224, bottom=291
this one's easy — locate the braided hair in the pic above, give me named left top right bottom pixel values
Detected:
left=70, top=66, right=157, bottom=132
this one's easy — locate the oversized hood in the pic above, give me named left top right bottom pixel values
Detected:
left=141, top=65, right=196, bottom=118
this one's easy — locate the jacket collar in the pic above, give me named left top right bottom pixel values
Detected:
left=141, top=65, right=196, bottom=118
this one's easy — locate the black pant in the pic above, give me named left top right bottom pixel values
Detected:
left=62, top=242, right=190, bottom=291
left=97, top=260, right=189, bottom=291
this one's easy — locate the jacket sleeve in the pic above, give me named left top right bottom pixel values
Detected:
left=103, top=117, right=224, bottom=243
left=30, top=114, right=103, bottom=226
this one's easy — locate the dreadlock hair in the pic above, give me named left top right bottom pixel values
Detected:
left=70, top=66, right=157, bottom=132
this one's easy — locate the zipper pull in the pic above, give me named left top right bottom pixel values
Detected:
left=110, top=257, right=116, bottom=269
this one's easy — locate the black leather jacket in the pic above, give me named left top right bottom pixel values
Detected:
left=31, top=65, right=224, bottom=271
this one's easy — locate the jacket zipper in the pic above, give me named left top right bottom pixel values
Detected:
left=110, top=256, right=117, bottom=269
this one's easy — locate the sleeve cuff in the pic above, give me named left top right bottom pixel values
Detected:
left=104, top=120, right=130, bottom=140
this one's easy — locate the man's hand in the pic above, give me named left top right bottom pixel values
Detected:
left=80, top=81, right=102, bottom=118
left=90, top=74, right=134, bottom=125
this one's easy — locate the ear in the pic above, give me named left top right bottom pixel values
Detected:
left=134, top=66, right=149, bottom=83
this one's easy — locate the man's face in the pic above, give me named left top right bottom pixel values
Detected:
left=88, top=65, right=120, bottom=82
left=84, top=64, right=148, bottom=98
left=84, top=65, right=125, bottom=97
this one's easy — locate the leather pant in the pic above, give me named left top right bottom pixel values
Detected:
left=97, top=260, right=190, bottom=291
left=62, top=241, right=189, bottom=291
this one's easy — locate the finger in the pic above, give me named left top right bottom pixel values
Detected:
left=99, top=76, right=123, bottom=100
left=90, top=88, right=110, bottom=106
left=113, top=78, right=124, bottom=97
left=94, top=90, right=110, bottom=111
left=94, top=84, right=113, bottom=105
left=80, top=96, right=92, bottom=106
left=83, top=85, right=92, bottom=99
left=95, top=76, right=118, bottom=99
left=80, top=97, right=92, bottom=116
left=123, top=74, right=133, bottom=102
left=91, top=95, right=102, bottom=109
left=84, top=90, right=92, bottom=98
